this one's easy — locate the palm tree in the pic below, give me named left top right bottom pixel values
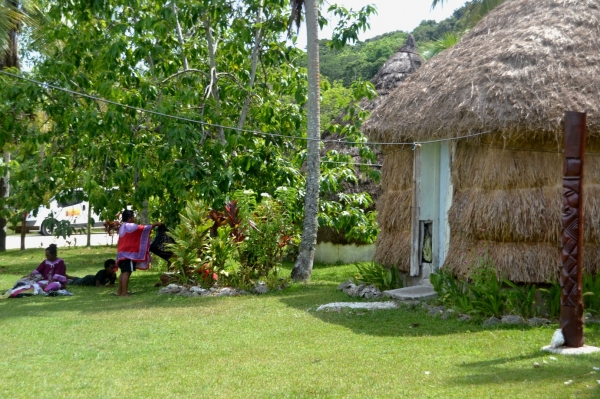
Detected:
left=0, top=0, right=31, bottom=68
left=0, top=0, right=36, bottom=251
left=289, top=0, right=320, bottom=281
left=421, top=32, right=462, bottom=60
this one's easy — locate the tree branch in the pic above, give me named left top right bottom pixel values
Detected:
left=160, top=68, right=209, bottom=85
left=237, top=2, right=263, bottom=130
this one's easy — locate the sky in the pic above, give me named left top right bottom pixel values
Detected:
left=295, top=0, right=469, bottom=48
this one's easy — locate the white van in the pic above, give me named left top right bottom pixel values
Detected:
left=25, top=189, right=104, bottom=235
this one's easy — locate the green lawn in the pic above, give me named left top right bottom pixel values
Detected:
left=1, top=246, right=600, bottom=398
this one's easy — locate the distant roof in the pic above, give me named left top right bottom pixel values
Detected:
left=363, top=34, right=424, bottom=111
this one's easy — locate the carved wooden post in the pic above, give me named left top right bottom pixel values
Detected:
left=560, top=111, right=586, bottom=348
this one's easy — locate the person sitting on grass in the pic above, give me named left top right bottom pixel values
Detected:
left=0, top=244, right=67, bottom=299
left=115, top=210, right=163, bottom=297
left=69, top=259, right=117, bottom=287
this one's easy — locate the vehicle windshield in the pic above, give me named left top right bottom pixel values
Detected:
left=56, top=190, right=86, bottom=207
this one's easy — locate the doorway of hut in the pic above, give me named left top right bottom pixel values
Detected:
left=409, top=141, right=454, bottom=283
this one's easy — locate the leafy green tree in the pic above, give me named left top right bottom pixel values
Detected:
left=431, top=0, right=504, bottom=26
left=317, top=31, right=407, bottom=87
left=320, top=79, right=353, bottom=130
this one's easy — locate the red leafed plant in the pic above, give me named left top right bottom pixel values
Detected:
left=224, top=200, right=245, bottom=242
left=196, top=263, right=219, bottom=286
left=103, top=219, right=122, bottom=236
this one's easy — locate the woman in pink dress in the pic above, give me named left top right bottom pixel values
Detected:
left=1, top=244, right=67, bottom=298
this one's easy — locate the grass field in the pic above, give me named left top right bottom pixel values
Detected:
left=1, top=246, right=600, bottom=398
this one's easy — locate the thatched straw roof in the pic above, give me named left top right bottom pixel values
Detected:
left=363, top=0, right=600, bottom=144
left=362, top=34, right=424, bottom=111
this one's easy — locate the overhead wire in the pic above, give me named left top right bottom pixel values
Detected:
left=0, top=70, right=496, bottom=149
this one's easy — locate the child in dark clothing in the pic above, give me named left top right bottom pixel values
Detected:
left=69, top=259, right=117, bottom=287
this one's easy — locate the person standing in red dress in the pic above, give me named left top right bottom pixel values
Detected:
left=115, top=210, right=162, bottom=297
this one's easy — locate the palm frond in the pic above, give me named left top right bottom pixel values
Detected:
left=288, top=0, right=305, bottom=34
left=0, top=0, right=38, bottom=54
left=421, top=32, right=462, bottom=61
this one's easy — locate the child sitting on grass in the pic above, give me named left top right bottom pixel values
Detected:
left=69, top=259, right=117, bottom=287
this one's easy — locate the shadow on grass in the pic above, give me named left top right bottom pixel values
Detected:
left=277, top=281, right=563, bottom=338
left=0, top=278, right=227, bottom=321
left=446, top=348, right=600, bottom=397
left=277, top=263, right=540, bottom=337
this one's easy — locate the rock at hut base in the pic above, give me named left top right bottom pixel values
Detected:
left=501, top=315, right=524, bottom=325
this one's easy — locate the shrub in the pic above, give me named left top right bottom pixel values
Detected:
left=538, top=280, right=561, bottom=319
left=167, top=200, right=213, bottom=286
left=504, top=281, right=538, bottom=319
left=355, top=262, right=403, bottom=290
left=430, top=269, right=473, bottom=313
left=468, top=257, right=507, bottom=317
left=583, top=273, right=600, bottom=314
left=231, top=188, right=298, bottom=284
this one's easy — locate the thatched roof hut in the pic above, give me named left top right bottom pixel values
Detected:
left=363, top=0, right=600, bottom=282
left=362, top=34, right=424, bottom=111
left=319, top=35, right=424, bottom=245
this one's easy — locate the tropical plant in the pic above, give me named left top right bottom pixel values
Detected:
left=468, top=256, right=507, bottom=317
left=288, top=0, right=322, bottom=282
left=355, top=262, right=402, bottom=291
left=167, top=200, right=213, bottom=286
left=539, top=280, right=562, bottom=319
left=421, top=32, right=462, bottom=60
left=232, top=189, right=297, bottom=283
left=206, top=227, right=234, bottom=277
left=504, top=280, right=538, bottom=319
left=430, top=268, right=473, bottom=313
left=583, top=273, right=600, bottom=314
left=289, top=0, right=376, bottom=282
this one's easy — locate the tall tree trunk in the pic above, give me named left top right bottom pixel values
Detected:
left=0, top=172, right=6, bottom=252
left=291, top=0, right=320, bottom=281
left=0, top=143, right=11, bottom=252
left=86, top=194, right=92, bottom=247
left=20, top=212, right=26, bottom=250
left=0, top=1, right=19, bottom=251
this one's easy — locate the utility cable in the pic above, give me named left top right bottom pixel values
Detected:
left=0, top=70, right=496, bottom=147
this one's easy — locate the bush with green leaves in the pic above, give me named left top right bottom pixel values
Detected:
left=354, top=262, right=403, bottom=291
left=430, top=268, right=473, bottom=314
left=468, top=257, right=508, bottom=317
left=504, top=281, right=538, bottom=319
left=166, top=200, right=213, bottom=286
left=538, top=280, right=561, bottom=319
left=583, top=273, right=600, bottom=314
left=231, top=188, right=298, bottom=285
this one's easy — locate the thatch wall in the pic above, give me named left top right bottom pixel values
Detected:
left=373, top=148, right=413, bottom=271
left=444, top=142, right=600, bottom=282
